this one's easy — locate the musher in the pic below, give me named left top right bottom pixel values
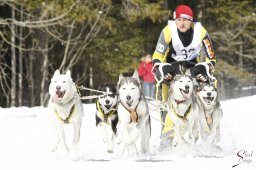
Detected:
left=152, top=4, right=217, bottom=148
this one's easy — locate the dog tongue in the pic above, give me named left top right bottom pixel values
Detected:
left=51, top=93, right=61, bottom=103
left=126, top=100, right=133, bottom=106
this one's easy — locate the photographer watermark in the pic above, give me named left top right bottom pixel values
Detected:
left=232, top=149, right=253, bottom=168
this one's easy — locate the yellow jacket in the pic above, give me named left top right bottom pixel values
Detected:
left=153, top=21, right=216, bottom=66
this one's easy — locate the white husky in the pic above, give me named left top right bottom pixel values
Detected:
left=48, top=70, right=84, bottom=157
left=197, top=84, right=223, bottom=146
left=168, top=74, right=199, bottom=146
left=117, top=71, right=151, bottom=156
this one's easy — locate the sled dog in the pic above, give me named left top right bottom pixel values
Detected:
left=48, top=70, right=84, bottom=156
left=168, top=74, right=199, bottom=146
left=197, top=84, right=223, bottom=146
left=117, top=70, right=151, bottom=156
left=95, top=83, right=118, bottom=153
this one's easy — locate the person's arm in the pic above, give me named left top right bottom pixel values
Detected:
left=152, top=25, right=171, bottom=64
left=201, top=30, right=216, bottom=66
left=138, top=62, right=147, bottom=78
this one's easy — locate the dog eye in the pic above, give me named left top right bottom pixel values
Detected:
left=108, top=94, right=115, bottom=97
left=122, top=88, right=126, bottom=90
left=179, top=81, right=183, bottom=83
left=63, top=81, right=66, bottom=83
left=54, top=81, right=57, bottom=83
left=132, top=88, right=135, bottom=90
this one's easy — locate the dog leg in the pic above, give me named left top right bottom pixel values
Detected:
left=107, top=133, right=114, bottom=153
left=187, top=121, right=195, bottom=144
left=124, top=142, right=138, bottom=157
left=213, top=123, right=221, bottom=147
left=72, top=118, right=82, bottom=151
left=97, top=123, right=108, bottom=143
left=173, top=125, right=184, bottom=146
left=140, top=119, right=150, bottom=154
left=69, top=118, right=82, bottom=160
left=56, top=125, right=68, bottom=156
left=115, top=123, right=122, bottom=144
left=120, top=123, right=133, bottom=145
left=207, top=121, right=219, bottom=145
left=51, top=138, right=60, bottom=152
left=120, top=122, right=138, bottom=156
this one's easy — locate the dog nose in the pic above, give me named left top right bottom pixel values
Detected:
left=126, top=95, right=131, bottom=100
left=105, top=100, right=110, bottom=104
left=56, top=86, right=61, bottom=90
left=185, top=85, right=189, bottom=90
left=207, top=92, right=211, bottom=96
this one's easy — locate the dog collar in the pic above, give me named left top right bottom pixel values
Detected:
left=170, top=102, right=192, bottom=123
left=54, top=104, right=75, bottom=124
left=174, top=99, right=187, bottom=104
left=96, top=100, right=117, bottom=124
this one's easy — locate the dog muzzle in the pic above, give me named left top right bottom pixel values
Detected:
left=51, top=90, right=66, bottom=103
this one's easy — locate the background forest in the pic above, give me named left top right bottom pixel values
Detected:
left=0, top=0, right=255, bottom=107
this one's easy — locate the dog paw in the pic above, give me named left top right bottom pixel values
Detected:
left=57, top=148, right=69, bottom=159
left=59, top=144, right=69, bottom=153
left=107, top=149, right=113, bottom=153
left=125, top=138, right=133, bottom=146
left=115, top=134, right=122, bottom=144
left=102, top=136, right=108, bottom=143
left=51, top=144, right=58, bottom=152
left=125, top=143, right=138, bottom=156
left=69, top=150, right=80, bottom=161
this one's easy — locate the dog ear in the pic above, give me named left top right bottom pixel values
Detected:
left=66, top=70, right=73, bottom=82
left=132, top=70, right=141, bottom=88
left=53, top=69, right=60, bottom=76
left=132, top=70, right=140, bottom=82
left=117, top=73, right=124, bottom=87
left=66, top=70, right=71, bottom=77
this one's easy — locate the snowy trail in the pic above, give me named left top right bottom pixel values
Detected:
left=0, top=96, right=255, bottom=170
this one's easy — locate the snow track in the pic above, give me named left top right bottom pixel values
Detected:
left=0, top=96, right=255, bottom=170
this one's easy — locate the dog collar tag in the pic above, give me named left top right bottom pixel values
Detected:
left=183, top=118, right=188, bottom=124
left=64, top=119, right=69, bottom=124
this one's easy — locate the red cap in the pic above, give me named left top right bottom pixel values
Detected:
left=173, top=5, right=193, bottom=21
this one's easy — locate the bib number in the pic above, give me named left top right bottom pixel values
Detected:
left=181, top=49, right=195, bottom=59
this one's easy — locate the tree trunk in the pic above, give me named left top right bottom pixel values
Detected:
left=18, top=7, right=23, bottom=107
left=11, top=7, right=16, bottom=107
left=40, top=49, right=49, bottom=106
left=238, top=38, right=243, bottom=70
left=30, top=29, right=48, bottom=106
left=28, top=46, right=35, bottom=107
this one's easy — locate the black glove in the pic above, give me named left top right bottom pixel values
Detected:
left=190, top=65, right=208, bottom=82
left=153, top=66, right=162, bottom=82
left=153, top=64, right=175, bottom=83
left=162, top=65, right=173, bottom=76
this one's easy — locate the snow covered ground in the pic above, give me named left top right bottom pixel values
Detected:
left=0, top=95, right=255, bottom=170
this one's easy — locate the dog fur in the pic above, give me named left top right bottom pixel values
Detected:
left=95, top=83, right=118, bottom=153
left=197, top=83, right=223, bottom=146
left=168, top=74, right=199, bottom=146
left=116, top=70, right=151, bottom=156
left=48, top=70, right=84, bottom=157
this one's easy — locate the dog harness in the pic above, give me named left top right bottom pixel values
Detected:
left=121, top=102, right=139, bottom=123
left=170, top=102, right=192, bottom=123
left=54, top=104, right=75, bottom=124
left=96, top=100, right=117, bottom=124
